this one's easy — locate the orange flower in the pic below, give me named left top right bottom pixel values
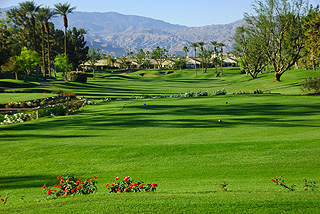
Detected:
left=106, top=183, right=109, bottom=188
left=1, top=198, right=4, bottom=203
left=116, top=189, right=121, bottom=193
left=63, top=193, right=68, bottom=197
left=129, top=184, right=134, bottom=189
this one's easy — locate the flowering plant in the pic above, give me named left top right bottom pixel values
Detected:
left=0, top=193, right=8, bottom=205
left=271, top=176, right=295, bottom=191
left=106, top=176, right=158, bottom=193
left=42, top=174, right=98, bottom=198
left=1, top=113, right=30, bottom=125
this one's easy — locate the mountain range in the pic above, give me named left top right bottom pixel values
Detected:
left=1, top=7, right=246, bottom=56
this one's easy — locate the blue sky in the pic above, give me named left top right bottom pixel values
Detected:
left=1, top=0, right=319, bottom=27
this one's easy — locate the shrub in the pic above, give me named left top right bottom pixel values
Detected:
left=197, top=90, right=209, bottom=96
left=184, top=91, right=196, bottom=97
left=67, top=71, right=87, bottom=83
left=0, top=113, right=30, bottom=125
left=303, top=178, right=318, bottom=191
left=106, top=176, right=158, bottom=193
left=301, top=77, right=320, bottom=93
left=214, top=88, right=227, bottom=95
left=271, top=176, right=295, bottom=191
left=43, top=175, right=98, bottom=198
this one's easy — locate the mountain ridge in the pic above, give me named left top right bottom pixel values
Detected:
left=1, top=7, right=245, bottom=56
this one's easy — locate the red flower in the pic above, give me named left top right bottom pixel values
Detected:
left=271, top=179, right=275, bottom=182
left=1, top=198, right=4, bottom=203
left=111, top=184, right=115, bottom=187
left=78, top=178, right=81, bottom=181
left=115, top=177, right=119, bottom=181
left=48, top=189, right=52, bottom=195
left=60, top=180, right=64, bottom=184
left=54, top=190, right=57, bottom=192
left=124, top=188, right=128, bottom=192
left=63, top=193, right=68, bottom=197
left=139, top=184, right=144, bottom=189
left=63, top=190, right=67, bottom=192
left=54, top=185, right=57, bottom=188
left=61, top=177, right=64, bottom=180
left=57, top=175, right=61, bottom=179
left=75, top=181, right=79, bottom=185
left=116, top=188, right=121, bottom=193
left=57, top=184, right=61, bottom=188
left=152, top=183, right=158, bottom=188
left=71, top=188, right=75, bottom=193
left=106, top=183, right=109, bottom=188
left=129, top=184, right=134, bottom=189
left=42, top=185, right=46, bottom=189
left=93, top=176, right=98, bottom=179
left=133, top=183, right=137, bottom=186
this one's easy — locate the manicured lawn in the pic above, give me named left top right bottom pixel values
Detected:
left=0, top=68, right=319, bottom=213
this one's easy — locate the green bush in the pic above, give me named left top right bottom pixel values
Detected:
left=67, top=71, right=87, bottom=83
left=301, top=77, right=320, bottom=93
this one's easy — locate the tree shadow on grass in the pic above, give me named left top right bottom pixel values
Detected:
left=0, top=175, right=57, bottom=190
left=1, top=100, right=319, bottom=135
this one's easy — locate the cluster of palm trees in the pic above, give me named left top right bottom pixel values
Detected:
left=2, top=1, right=78, bottom=79
left=185, top=41, right=226, bottom=76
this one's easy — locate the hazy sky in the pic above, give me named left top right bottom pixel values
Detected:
left=1, top=0, right=319, bottom=27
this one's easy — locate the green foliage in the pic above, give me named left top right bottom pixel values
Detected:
left=43, top=175, right=97, bottom=198
left=106, top=176, right=158, bottom=193
left=16, top=47, right=40, bottom=82
left=271, top=176, right=296, bottom=191
left=303, top=178, right=318, bottom=191
left=151, top=46, right=168, bottom=68
left=53, top=53, right=72, bottom=77
left=218, top=181, right=228, bottom=192
left=66, top=71, right=87, bottom=83
left=300, top=76, right=320, bottom=93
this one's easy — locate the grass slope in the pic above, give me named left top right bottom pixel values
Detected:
left=0, top=68, right=319, bottom=213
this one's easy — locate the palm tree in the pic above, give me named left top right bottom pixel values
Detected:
left=218, top=42, right=225, bottom=75
left=190, top=42, right=199, bottom=76
left=210, top=40, right=218, bottom=74
left=43, top=7, right=55, bottom=78
left=19, top=1, right=41, bottom=52
left=35, top=8, right=47, bottom=79
left=54, top=2, right=77, bottom=55
left=183, top=46, right=189, bottom=58
left=198, top=41, right=205, bottom=73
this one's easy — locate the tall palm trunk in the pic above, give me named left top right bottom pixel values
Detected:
left=64, top=15, right=68, bottom=55
left=40, top=24, right=46, bottom=80
left=45, top=22, right=51, bottom=78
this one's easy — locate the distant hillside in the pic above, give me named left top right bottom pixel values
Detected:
left=1, top=7, right=246, bottom=56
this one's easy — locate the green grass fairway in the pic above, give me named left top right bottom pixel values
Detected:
left=0, top=68, right=319, bottom=213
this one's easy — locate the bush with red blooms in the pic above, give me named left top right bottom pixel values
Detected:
left=106, top=176, right=158, bottom=193
left=0, top=193, right=8, bottom=205
left=42, top=174, right=98, bottom=198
